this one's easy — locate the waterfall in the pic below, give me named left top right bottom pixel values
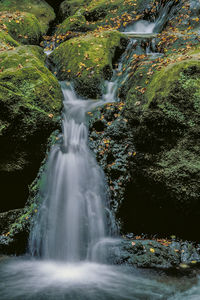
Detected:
left=29, top=82, right=118, bottom=262
left=29, top=0, right=178, bottom=263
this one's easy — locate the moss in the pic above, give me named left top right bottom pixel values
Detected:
left=0, top=45, right=62, bottom=212
left=0, top=12, right=43, bottom=45
left=57, top=0, right=154, bottom=36
left=119, top=54, right=200, bottom=238
left=146, top=60, right=200, bottom=109
left=50, top=30, right=128, bottom=98
left=56, top=11, right=95, bottom=35
left=84, top=0, right=152, bottom=27
left=0, top=30, right=20, bottom=51
left=59, top=0, right=90, bottom=21
left=0, top=45, right=62, bottom=124
left=0, top=0, right=55, bottom=34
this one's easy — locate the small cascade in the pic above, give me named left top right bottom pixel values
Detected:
left=122, top=0, right=179, bottom=57
left=124, top=20, right=156, bottom=36
left=29, top=83, right=116, bottom=262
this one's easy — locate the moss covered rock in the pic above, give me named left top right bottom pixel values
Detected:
left=0, top=45, right=62, bottom=213
left=83, top=0, right=152, bottom=28
left=0, top=11, right=44, bottom=45
left=0, top=0, right=55, bottom=34
left=57, top=0, right=154, bottom=36
left=56, top=11, right=95, bottom=35
left=50, top=30, right=128, bottom=98
left=89, top=51, right=200, bottom=240
left=59, top=0, right=90, bottom=21
left=0, top=30, right=20, bottom=51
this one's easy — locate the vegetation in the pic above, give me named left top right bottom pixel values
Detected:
left=50, top=30, right=128, bottom=98
left=0, top=0, right=55, bottom=34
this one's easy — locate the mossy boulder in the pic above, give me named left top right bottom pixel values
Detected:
left=59, top=0, right=90, bottom=21
left=124, top=58, right=200, bottom=239
left=0, top=0, right=55, bottom=34
left=0, top=30, right=20, bottom=51
left=0, top=11, right=43, bottom=45
left=56, top=11, right=95, bottom=35
left=83, top=0, right=152, bottom=28
left=50, top=30, right=128, bottom=98
left=89, top=53, right=200, bottom=240
left=0, top=45, right=63, bottom=213
left=58, top=0, right=153, bottom=34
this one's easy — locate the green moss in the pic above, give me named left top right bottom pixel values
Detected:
left=0, top=46, right=62, bottom=117
left=57, top=0, right=154, bottom=35
left=0, top=45, right=62, bottom=182
left=59, top=0, right=90, bottom=20
left=146, top=60, right=200, bottom=109
left=0, top=0, right=55, bottom=34
left=50, top=30, right=128, bottom=98
left=1, top=12, right=43, bottom=45
left=56, top=11, right=95, bottom=34
left=84, top=0, right=151, bottom=27
left=0, top=30, right=20, bottom=51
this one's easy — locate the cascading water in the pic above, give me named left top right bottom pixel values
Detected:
left=30, top=1, right=181, bottom=262
left=29, top=82, right=117, bottom=262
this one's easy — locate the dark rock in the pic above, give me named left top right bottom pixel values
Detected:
left=0, top=46, right=62, bottom=212
left=104, top=238, right=200, bottom=270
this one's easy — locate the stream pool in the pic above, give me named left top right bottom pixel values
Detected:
left=0, top=256, right=199, bottom=300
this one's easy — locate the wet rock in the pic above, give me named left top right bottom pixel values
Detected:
left=58, top=0, right=88, bottom=21
left=0, top=30, right=20, bottom=51
left=0, top=46, right=62, bottom=212
left=0, top=131, right=61, bottom=255
left=0, top=209, right=22, bottom=234
left=0, top=0, right=55, bottom=35
left=89, top=47, right=200, bottom=240
left=0, top=12, right=44, bottom=45
left=56, top=12, right=95, bottom=35
left=50, top=31, right=128, bottom=98
left=106, top=238, right=200, bottom=269
left=83, top=0, right=152, bottom=28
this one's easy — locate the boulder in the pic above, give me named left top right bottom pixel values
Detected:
left=0, top=0, right=55, bottom=35
left=58, top=0, right=89, bottom=21
left=50, top=30, right=128, bottom=98
left=0, top=45, right=63, bottom=212
left=0, top=30, right=20, bottom=51
left=104, top=238, right=200, bottom=270
left=56, top=11, right=95, bottom=35
left=0, top=11, right=43, bottom=45
left=89, top=50, right=200, bottom=240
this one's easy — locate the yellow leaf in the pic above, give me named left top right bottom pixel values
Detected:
left=150, top=248, right=155, bottom=253
left=191, top=260, right=197, bottom=264
left=180, top=263, right=189, bottom=269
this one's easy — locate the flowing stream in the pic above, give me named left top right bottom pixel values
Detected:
left=29, top=82, right=113, bottom=262
left=1, top=2, right=200, bottom=299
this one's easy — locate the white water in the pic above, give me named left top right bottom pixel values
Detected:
left=29, top=82, right=116, bottom=262
left=124, top=0, right=176, bottom=36
left=0, top=257, right=180, bottom=300
left=124, top=20, right=156, bottom=35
